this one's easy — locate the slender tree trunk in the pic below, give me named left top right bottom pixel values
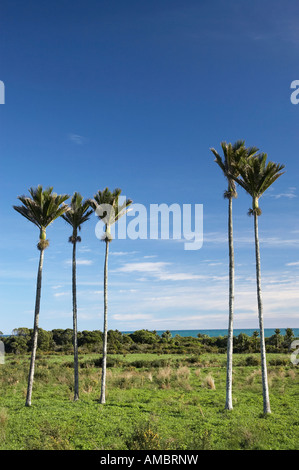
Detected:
left=225, top=196, right=234, bottom=410
left=100, top=239, right=109, bottom=404
left=72, top=237, right=79, bottom=401
left=25, top=247, right=44, bottom=407
left=253, top=211, right=271, bottom=414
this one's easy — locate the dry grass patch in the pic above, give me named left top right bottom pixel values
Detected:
left=156, top=366, right=172, bottom=389
left=203, top=374, right=216, bottom=390
left=0, top=408, right=8, bottom=441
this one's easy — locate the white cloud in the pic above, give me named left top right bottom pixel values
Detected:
left=156, top=272, right=204, bottom=281
left=68, top=133, right=85, bottom=145
left=115, top=261, right=229, bottom=284
left=53, top=292, right=69, bottom=298
left=110, top=251, right=138, bottom=256
left=285, top=261, right=299, bottom=266
left=204, top=230, right=299, bottom=248
left=78, top=246, right=91, bottom=253
left=117, top=261, right=170, bottom=274
left=268, top=187, right=297, bottom=199
left=115, top=261, right=204, bottom=282
left=107, top=267, right=299, bottom=330
left=65, top=259, right=93, bottom=266
left=118, top=289, right=138, bottom=293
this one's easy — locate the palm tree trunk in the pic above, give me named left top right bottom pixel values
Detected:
left=225, top=196, right=234, bottom=410
left=72, top=238, right=79, bottom=401
left=25, top=247, right=44, bottom=407
left=100, top=239, right=109, bottom=404
left=253, top=211, right=271, bottom=414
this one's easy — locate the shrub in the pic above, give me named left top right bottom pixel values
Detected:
left=126, top=420, right=161, bottom=450
left=268, top=357, right=289, bottom=366
left=245, top=355, right=260, bottom=366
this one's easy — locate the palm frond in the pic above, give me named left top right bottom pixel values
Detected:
left=91, top=188, right=133, bottom=228
left=211, top=140, right=259, bottom=197
left=13, top=186, right=70, bottom=235
left=230, top=153, right=285, bottom=213
left=62, top=192, right=92, bottom=232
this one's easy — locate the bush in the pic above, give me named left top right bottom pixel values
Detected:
left=126, top=419, right=161, bottom=450
left=81, top=357, right=123, bottom=368
left=245, top=355, right=260, bottom=366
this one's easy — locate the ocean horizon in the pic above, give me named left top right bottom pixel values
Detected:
left=1, top=327, right=298, bottom=339
left=122, top=328, right=299, bottom=338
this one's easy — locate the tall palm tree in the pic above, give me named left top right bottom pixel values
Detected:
left=62, top=192, right=93, bottom=401
left=232, top=153, right=285, bottom=414
left=13, top=186, right=69, bottom=406
left=210, top=141, right=258, bottom=410
left=90, top=188, right=132, bottom=404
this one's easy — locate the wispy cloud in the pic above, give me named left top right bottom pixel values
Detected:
left=108, top=269, right=299, bottom=330
left=67, top=133, right=86, bottom=145
left=285, top=261, right=299, bottom=267
left=115, top=261, right=214, bottom=282
left=204, top=231, right=299, bottom=248
left=110, top=251, right=138, bottom=256
left=53, top=291, right=69, bottom=298
left=78, top=246, right=91, bottom=253
left=267, top=187, right=297, bottom=199
left=65, top=259, right=93, bottom=266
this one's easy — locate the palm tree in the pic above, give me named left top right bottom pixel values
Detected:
left=62, top=192, right=93, bottom=401
left=210, top=141, right=258, bottom=410
left=232, top=153, right=285, bottom=414
left=90, top=188, right=132, bottom=404
left=13, top=186, right=69, bottom=406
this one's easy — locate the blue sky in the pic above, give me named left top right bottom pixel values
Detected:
left=1, top=0, right=299, bottom=334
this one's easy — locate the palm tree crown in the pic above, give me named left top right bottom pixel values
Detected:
left=211, top=140, right=259, bottom=198
left=232, top=153, right=285, bottom=214
left=62, top=192, right=93, bottom=243
left=90, top=187, right=133, bottom=241
left=13, top=185, right=69, bottom=247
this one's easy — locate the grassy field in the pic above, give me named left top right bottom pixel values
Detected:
left=0, top=352, right=298, bottom=450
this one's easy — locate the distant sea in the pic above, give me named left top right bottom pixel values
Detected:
left=123, top=328, right=299, bottom=338
left=1, top=328, right=298, bottom=339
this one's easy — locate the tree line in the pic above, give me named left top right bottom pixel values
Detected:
left=2, top=327, right=296, bottom=355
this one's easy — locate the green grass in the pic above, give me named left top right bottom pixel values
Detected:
left=0, top=353, right=298, bottom=450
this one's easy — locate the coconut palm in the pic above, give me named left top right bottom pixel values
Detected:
left=13, top=186, right=69, bottom=406
left=62, top=192, right=93, bottom=401
left=232, top=153, right=285, bottom=414
left=90, top=188, right=132, bottom=404
left=210, top=141, right=258, bottom=410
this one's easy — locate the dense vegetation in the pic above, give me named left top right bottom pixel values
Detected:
left=2, top=327, right=297, bottom=356
left=0, top=351, right=298, bottom=450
